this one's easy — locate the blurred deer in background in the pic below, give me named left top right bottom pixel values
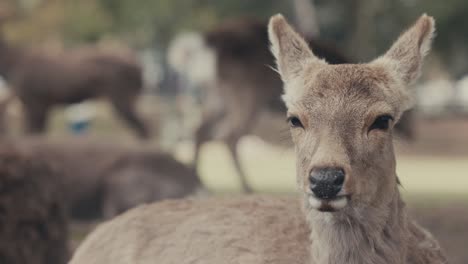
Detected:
left=0, top=143, right=69, bottom=264
left=0, top=9, right=150, bottom=138
left=0, top=137, right=203, bottom=220
left=0, top=94, right=203, bottom=220
left=0, top=39, right=150, bottom=138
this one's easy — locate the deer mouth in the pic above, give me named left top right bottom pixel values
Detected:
left=308, top=194, right=350, bottom=212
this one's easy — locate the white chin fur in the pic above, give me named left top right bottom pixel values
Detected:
left=330, top=197, right=348, bottom=209
left=308, top=195, right=348, bottom=211
left=308, top=195, right=323, bottom=209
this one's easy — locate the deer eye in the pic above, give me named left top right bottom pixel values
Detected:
left=369, top=115, right=393, bottom=131
left=287, top=116, right=303, bottom=128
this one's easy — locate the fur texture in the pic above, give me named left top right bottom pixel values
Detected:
left=0, top=144, right=69, bottom=264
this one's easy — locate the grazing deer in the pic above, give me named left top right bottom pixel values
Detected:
left=9, top=137, right=203, bottom=220
left=0, top=31, right=150, bottom=138
left=70, top=14, right=447, bottom=264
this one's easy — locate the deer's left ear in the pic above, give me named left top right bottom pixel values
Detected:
left=374, top=14, right=435, bottom=85
left=268, top=14, right=326, bottom=83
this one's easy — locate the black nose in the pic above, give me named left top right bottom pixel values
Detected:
left=309, top=167, right=345, bottom=199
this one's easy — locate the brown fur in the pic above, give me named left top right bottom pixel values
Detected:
left=70, top=15, right=447, bottom=264
left=0, top=143, right=69, bottom=264
left=4, top=137, right=202, bottom=220
left=0, top=34, right=149, bottom=138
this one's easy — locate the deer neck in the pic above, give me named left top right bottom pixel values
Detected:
left=305, top=185, right=410, bottom=264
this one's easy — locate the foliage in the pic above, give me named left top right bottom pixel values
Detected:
left=4, top=0, right=290, bottom=46
left=2, top=0, right=468, bottom=74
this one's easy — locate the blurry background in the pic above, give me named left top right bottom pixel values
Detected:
left=0, top=0, right=467, bottom=263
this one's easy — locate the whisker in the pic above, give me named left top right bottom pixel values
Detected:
left=265, top=64, right=280, bottom=74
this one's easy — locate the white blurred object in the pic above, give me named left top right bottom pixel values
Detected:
left=454, top=75, right=468, bottom=113
left=139, top=49, right=162, bottom=92
left=65, top=102, right=96, bottom=135
left=167, top=32, right=216, bottom=88
left=415, top=79, right=455, bottom=116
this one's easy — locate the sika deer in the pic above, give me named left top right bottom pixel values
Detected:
left=194, top=18, right=349, bottom=193
left=7, top=137, right=203, bottom=220
left=0, top=143, right=69, bottom=264
left=193, top=17, right=414, bottom=193
left=0, top=32, right=150, bottom=138
left=70, top=14, right=447, bottom=264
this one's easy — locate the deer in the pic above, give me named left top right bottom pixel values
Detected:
left=0, top=142, right=69, bottom=264
left=193, top=18, right=349, bottom=193
left=70, top=14, right=448, bottom=264
left=0, top=28, right=150, bottom=138
left=6, top=137, right=204, bottom=220
left=0, top=93, right=202, bottom=219
left=193, top=17, right=415, bottom=193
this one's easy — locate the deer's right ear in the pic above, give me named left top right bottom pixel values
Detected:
left=374, top=14, right=435, bottom=85
left=268, top=14, right=324, bottom=83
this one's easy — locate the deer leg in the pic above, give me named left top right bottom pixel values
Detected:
left=23, top=103, right=49, bottom=134
left=193, top=111, right=224, bottom=171
left=219, top=89, right=258, bottom=193
left=111, top=96, right=150, bottom=139
left=226, top=136, right=253, bottom=193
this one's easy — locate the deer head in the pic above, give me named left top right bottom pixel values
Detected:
left=268, top=14, right=434, bottom=213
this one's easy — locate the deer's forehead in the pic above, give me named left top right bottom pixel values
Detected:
left=292, top=97, right=383, bottom=125
left=310, top=65, right=391, bottom=96
left=286, top=65, right=391, bottom=113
